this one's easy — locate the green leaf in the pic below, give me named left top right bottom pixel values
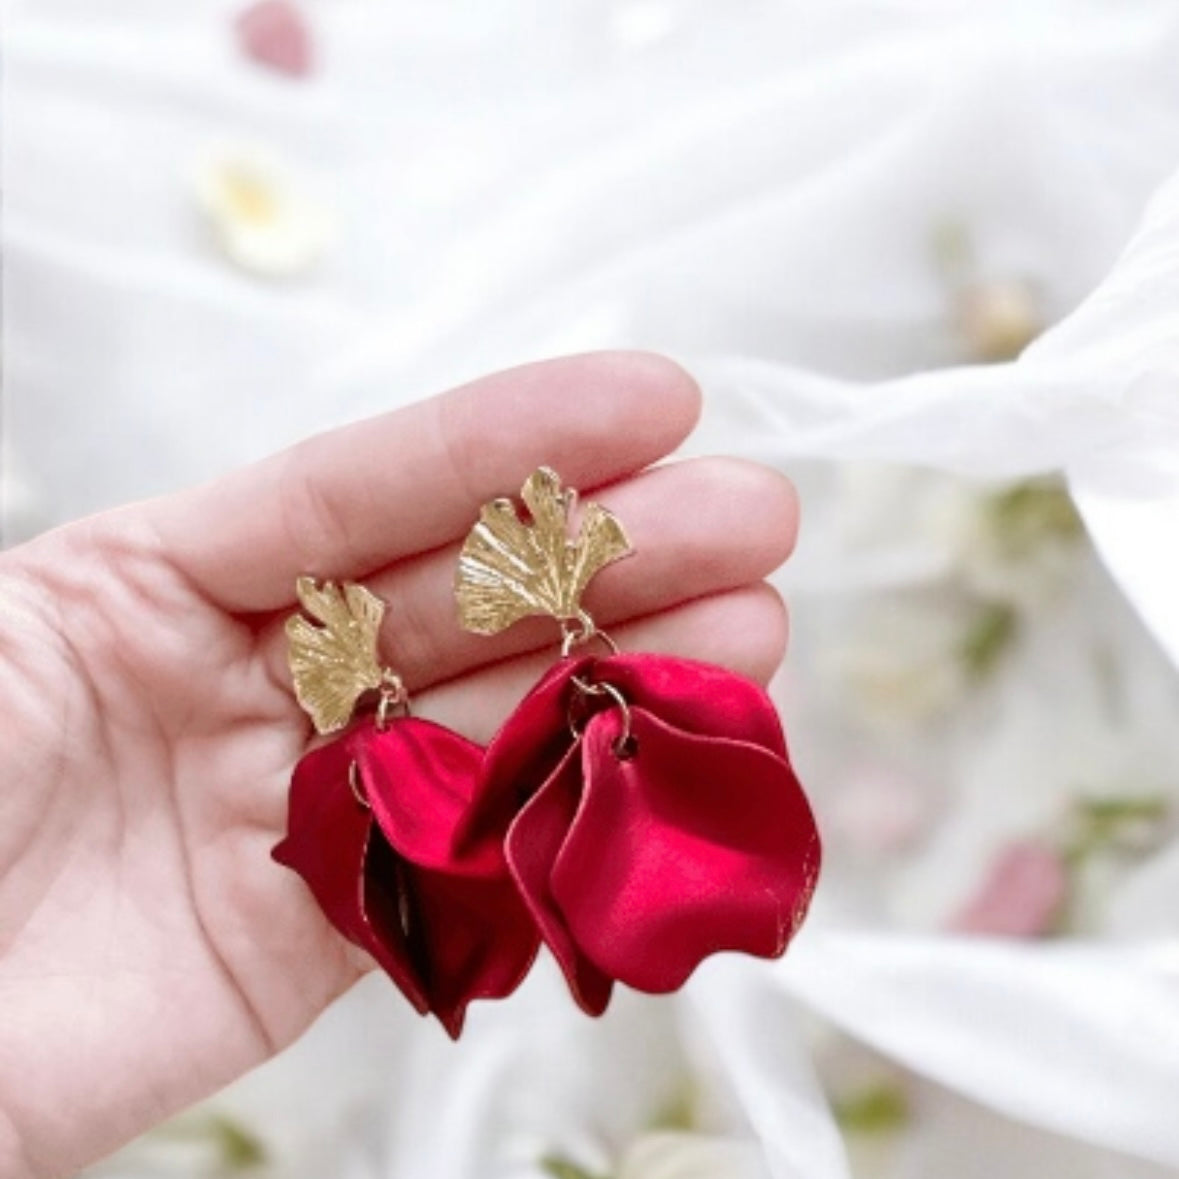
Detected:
left=648, top=1081, right=698, bottom=1133
left=959, top=601, right=1018, bottom=679
left=540, top=1157, right=608, bottom=1179
left=833, top=1082, right=911, bottom=1136
left=983, top=479, right=1084, bottom=557
left=1064, top=793, right=1170, bottom=865
left=208, top=1115, right=268, bottom=1171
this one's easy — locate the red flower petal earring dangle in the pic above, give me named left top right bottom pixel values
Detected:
left=456, top=468, right=822, bottom=1017
left=271, top=577, right=537, bottom=1037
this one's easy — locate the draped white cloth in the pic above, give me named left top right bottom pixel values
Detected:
left=7, top=2, right=1179, bottom=1176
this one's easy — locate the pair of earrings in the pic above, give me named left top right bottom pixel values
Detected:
left=273, top=467, right=820, bottom=1036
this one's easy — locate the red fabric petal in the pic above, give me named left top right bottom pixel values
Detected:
left=275, top=721, right=540, bottom=1036
left=271, top=729, right=428, bottom=1014
left=362, top=836, right=538, bottom=1037
left=357, top=720, right=540, bottom=1035
left=473, top=653, right=789, bottom=849
left=551, top=707, right=820, bottom=993
left=504, top=744, right=614, bottom=1016
left=592, top=653, right=789, bottom=758
left=475, top=652, right=819, bottom=1011
left=462, top=656, right=594, bottom=848
left=360, top=718, right=490, bottom=871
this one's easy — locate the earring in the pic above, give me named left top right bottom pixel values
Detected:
left=455, top=468, right=821, bottom=1016
left=272, top=577, right=538, bottom=1036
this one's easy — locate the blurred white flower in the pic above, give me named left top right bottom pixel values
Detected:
left=822, top=598, right=971, bottom=732
left=194, top=149, right=332, bottom=279
left=957, top=279, right=1044, bottom=364
left=941, top=478, right=1086, bottom=611
left=931, top=222, right=1045, bottom=364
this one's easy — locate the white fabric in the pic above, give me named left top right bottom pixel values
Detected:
left=782, top=934, right=1179, bottom=1168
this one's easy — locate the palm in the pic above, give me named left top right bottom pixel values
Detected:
left=0, top=546, right=350, bottom=1170
left=0, top=355, right=799, bottom=1179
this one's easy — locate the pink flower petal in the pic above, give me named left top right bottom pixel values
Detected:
left=830, top=765, right=935, bottom=855
left=950, top=840, right=1069, bottom=937
left=235, top=1, right=314, bottom=78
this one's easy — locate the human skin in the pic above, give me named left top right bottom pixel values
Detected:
left=0, top=353, right=799, bottom=1178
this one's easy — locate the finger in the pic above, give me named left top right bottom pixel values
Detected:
left=416, top=582, right=789, bottom=745
left=257, top=457, right=799, bottom=696
left=152, top=352, right=702, bottom=612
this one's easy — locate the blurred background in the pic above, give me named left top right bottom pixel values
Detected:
left=5, top=1, right=1179, bottom=1176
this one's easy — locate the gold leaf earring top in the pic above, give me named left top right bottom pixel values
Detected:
left=286, top=576, right=403, bottom=734
left=455, top=467, right=633, bottom=638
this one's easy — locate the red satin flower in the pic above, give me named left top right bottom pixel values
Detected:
left=272, top=718, right=538, bottom=1036
left=466, top=653, right=821, bottom=1015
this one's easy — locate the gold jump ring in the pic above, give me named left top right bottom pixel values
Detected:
left=560, top=612, right=620, bottom=659
left=567, top=677, right=636, bottom=759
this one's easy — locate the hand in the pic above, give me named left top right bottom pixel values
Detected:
left=0, top=353, right=799, bottom=1178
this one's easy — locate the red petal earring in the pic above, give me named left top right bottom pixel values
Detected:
left=272, top=578, right=537, bottom=1036
left=456, top=468, right=821, bottom=1016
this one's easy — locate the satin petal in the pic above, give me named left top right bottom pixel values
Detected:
left=465, top=655, right=594, bottom=846
left=276, top=721, right=540, bottom=1034
left=473, top=653, right=820, bottom=1014
left=504, top=743, right=614, bottom=1016
left=398, top=859, right=542, bottom=1036
left=271, top=729, right=429, bottom=1013
left=551, top=708, right=820, bottom=993
left=360, top=718, right=490, bottom=871
left=593, top=653, right=789, bottom=758
left=358, top=716, right=539, bottom=1032
left=356, top=722, right=541, bottom=1035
